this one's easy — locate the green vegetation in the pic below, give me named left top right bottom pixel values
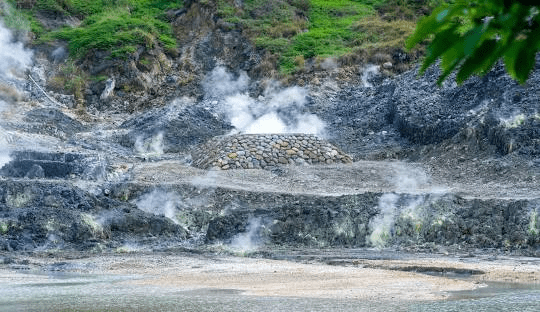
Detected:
left=2, top=0, right=441, bottom=76
left=407, top=0, right=540, bottom=84
left=5, top=0, right=183, bottom=58
left=218, top=0, right=439, bottom=74
left=48, top=60, right=87, bottom=100
left=0, top=4, right=35, bottom=34
left=0, top=221, right=8, bottom=235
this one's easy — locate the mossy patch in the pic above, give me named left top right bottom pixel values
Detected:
left=0, top=221, right=8, bottom=235
left=81, top=213, right=103, bottom=237
left=6, top=191, right=33, bottom=208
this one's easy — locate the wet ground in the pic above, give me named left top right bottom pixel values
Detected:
left=1, top=250, right=540, bottom=311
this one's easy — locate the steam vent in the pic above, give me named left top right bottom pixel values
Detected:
left=192, top=134, right=353, bottom=170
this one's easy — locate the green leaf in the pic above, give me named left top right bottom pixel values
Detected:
left=456, top=39, right=498, bottom=83
left=406, top=5, right=455, bottom=50
left=514, top=33, right=540, bottom=84
left=464, top=25, right=486, bottom=56
left=419, top=26, right=462, bottom=74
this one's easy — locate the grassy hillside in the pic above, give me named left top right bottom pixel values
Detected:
left=3, top=0, right=183, bottom=58
left=217, top=0, right=442, bottom=74
left=2, top=0, right=441, bottom=74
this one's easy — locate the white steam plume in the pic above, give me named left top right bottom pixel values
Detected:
left=204, top=67, right=326, bottom=136
left=321, top=57, right=338, bottom=71
left=367, top=193, right=399, bottom=248
left=0, top=21, right=32, bottom=81
left=134, top=132, right=164, bottom=158
left=361, top=65, right=380, bottom=88
left=0, top=133, right=10, bottom=169
left=367, top=167, right=446, bottom=248
left=0, top=21, right=33, bottom=169
left=0, top=98, right=11, bottom=169
left=230, top=217, right=264, bottom=251
left=135, top=189, right=179, bottom=224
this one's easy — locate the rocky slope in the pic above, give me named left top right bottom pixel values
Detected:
left=0, top=2, right=539, bottom=256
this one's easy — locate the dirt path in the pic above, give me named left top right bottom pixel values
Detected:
left=129, top=160, right=540, bottom=199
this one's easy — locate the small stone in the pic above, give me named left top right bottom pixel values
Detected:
left=228, top=152, right=238, bottom=159
left=286, top=149, right=297, bottom=156
left=278, top=157, right=289, bottom=164
left=222, top=165, right=230, bottom=170
left=326, top=159, right=334, bottom=164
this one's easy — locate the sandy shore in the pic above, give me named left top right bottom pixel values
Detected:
left=3, top=251, right=538, bottom=302
left=113, top=255, right=474, bottom=301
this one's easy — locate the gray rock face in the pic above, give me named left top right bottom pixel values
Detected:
left=100, top=78, right=115, bottom=100
left=20, top=108, right=87, bottom=138
left=106, top=183, right=540, bottom=254
left=0, top=180, right=188, bottom=252
left=191, top=133, right=353, bottom=170
left=321, top=60, right=540, bottom=158
left=0, top=151, right=104, bottom=180
left=118, top=103, right=233, bottom=153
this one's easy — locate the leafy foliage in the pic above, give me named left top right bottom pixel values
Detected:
left=406, top=0, right=540, bottom=84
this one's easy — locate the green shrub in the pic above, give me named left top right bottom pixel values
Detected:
left=10, top=0, right=183, bottom=59
left=48, top=60, right=88, bottom=100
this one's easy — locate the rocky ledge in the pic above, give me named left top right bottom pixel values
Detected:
left=191, top=134, right=353, bottom=170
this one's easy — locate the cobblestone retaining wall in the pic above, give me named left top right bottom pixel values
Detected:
left=192, top=134, right=353, bottom=170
